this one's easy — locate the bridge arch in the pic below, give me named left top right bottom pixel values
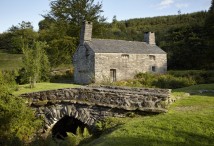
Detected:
left=36, top=104, right=95, bottom=133
left=52, top=115, right=89, bottom=139
left=21, top=86, right=171, bottom=136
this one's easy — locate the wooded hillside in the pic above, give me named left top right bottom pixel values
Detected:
left=98, top=11, right=212, bottom=69
left=0, top=0, right=213, bottom=70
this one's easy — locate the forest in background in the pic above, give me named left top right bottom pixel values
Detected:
left=0, top=1, right=213, bottom=70
left=100, top=11, right=212, bottom=69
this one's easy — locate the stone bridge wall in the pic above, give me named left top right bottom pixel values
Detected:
left=21, top=86, right=171, bottom=132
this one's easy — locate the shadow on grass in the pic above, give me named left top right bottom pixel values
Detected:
left=190, top=92, right=214, bottom=97
left=85, top=130, right=214, bottom=146
left=50, top=74, right=74, bottom=84
left=173, top=84, right=214, bottom=97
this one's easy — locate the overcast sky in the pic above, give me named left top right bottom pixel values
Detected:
left=0, top=0, right=211, bottom=33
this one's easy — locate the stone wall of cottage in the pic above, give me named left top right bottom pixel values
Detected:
left=73, top=45, right=95, bottom=84
left=94, top=53, right=167, bottom=83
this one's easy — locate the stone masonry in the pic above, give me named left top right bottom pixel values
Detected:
left=144, top=32, right=156, bottom=45
left=73, top=21, right=167, bottom=84
left=21, top=86, right=171, bottom=132
left=94, top=53, right=167, bottom=82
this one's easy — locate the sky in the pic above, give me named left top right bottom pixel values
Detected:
left=0, top=0, right=212, bottom=33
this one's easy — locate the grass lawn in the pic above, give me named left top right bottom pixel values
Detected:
left=13, top=82, right=80, bottom=96
left=0, top=50, right=23, bottom=70
left=81, top=84, right=214, bottom=146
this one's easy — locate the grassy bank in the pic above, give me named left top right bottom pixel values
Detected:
left=13, top=82, right=80, bottom=95
left=0, top=50, right=23, bottom=70
left=12, top=82, right=214, bottom=146
left=81, top=84, right=214, bottom=146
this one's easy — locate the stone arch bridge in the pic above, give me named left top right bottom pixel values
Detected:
left=21, top=86, right=171, bottom=133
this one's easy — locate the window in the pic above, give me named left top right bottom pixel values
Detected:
left=149, top=55, right=156, bottom=60
left=152, top=66, right=156, bottom=72
left=121, top=54, right=129, bottom=59
left=122, top=54, right=129, bottom=68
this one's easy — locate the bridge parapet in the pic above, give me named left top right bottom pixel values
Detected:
left=22, top=85, right=171, bottom=112
left=21, top=86, right=171, bottom=131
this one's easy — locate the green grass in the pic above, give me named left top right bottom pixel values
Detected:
left=81, top=84, right=214, bottom=146
left=12, top=83, right=214, bottom=145
left=13, top=82, right=80, bottom=95
left=174, top=83, right=214, bottom=92
left=0, top=50, right=23, bottom=70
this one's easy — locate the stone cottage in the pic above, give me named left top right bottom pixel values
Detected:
left=73, top=21, right=167, bottom=84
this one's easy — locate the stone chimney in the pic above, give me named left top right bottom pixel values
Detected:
left=144, top=32, right=156, bottom=45
left=80, top=21, right=93, bottom=45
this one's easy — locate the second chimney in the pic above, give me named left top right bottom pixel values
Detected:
left=80, top=21, right=93, bottom=45
left=144, top=32, right=156, bottom=45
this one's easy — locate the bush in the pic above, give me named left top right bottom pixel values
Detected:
left=95, top=118, right=126, bottom=135
left=1, top=70, right=19, bottom=91
left=100, top=71, right=209, bottom=89
left=134, top=73, right=196, bottom=89
left=110, top=72, right=197, bottom=89
left=153, top=74, right=196, bottom=89
left=0, top=71, right=42, bottom=145
left=134, top=73, right=157, bottom=87
left=113, top=79, right=142, bottom=87
left=168, top=70, right=214, bottom=84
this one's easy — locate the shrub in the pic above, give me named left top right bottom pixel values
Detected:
left=95, top=118, right=126, bottom=134
left=134, top=72, right=157, bottom=87
left=110, top=72, right=197, bottom=89
left=153, top=74, right=196, bottom=89
left=0, top=71, right=42, bottom=145
left=30, top=135, right=58, bottom=146
left=113, top=79, right=142, bottom=87
left=168, top=70, right=214, bottom=84
left=1, top=70, right=19, bottom=91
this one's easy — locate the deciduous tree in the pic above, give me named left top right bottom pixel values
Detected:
left=22, top=41, right=50, bottom=87
left=39, top=0, right=106, bottom=67
left=46, top=0, right=105, bottom=25
left=0, top=21, right=38, bottom=54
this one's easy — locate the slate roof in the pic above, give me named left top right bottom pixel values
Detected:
left=85, top=39, right=166, bottom=54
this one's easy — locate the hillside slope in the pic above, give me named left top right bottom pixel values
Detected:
left=0, top=50, right=22, bottom=70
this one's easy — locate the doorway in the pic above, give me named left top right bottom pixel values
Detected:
left=110, top=69, right=116, bottom=82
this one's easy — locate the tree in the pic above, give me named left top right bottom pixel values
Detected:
left=0, top=21, right=38, bottom=54
left=47, top=36, right=77, bottom=66
left=210, top=0, right=214, bottom=12
left=205, top=0, right=214, bottom=69
left=96, top=11, right=210, bottom=69
left=46, top=0, right=105, bottom=24
left=42, top=0, right=106, bottom=38
left=112, top=15, right=118, bottom=24
left=22, top=41, right=50, bottom=87
left=38, top=0, right=106, bottom=67
left=38, top=19, right=77, bottom=67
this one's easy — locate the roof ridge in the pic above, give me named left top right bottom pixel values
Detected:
left=91, top=38, right=146, bottom=43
